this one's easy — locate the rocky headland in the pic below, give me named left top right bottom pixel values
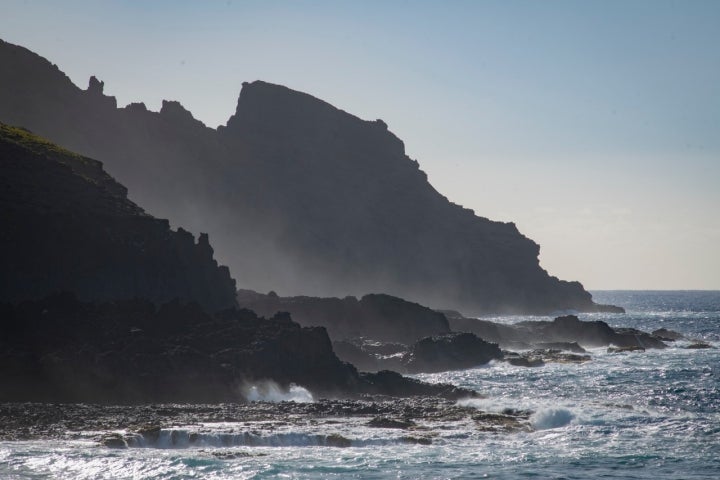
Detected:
left=0, top=38, right=621, bottom=315
left=0, top=123, right=474, bottom=402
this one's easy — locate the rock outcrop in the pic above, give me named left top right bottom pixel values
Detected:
left=332, top=333, right=502, bottom=374
left=446, top=313, right=667, bottom=350
left=401, top=333, right=502, bottom=374
left=237, top=290, right=450, bottom=344
left=0, top=294, right=477, bottom=403
left=0, top=39, right=622, bottom=315
left=0, top=123, right=237, bottom=312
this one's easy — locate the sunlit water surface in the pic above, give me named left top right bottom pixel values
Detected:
left=1, top=291, right=719, bottom=479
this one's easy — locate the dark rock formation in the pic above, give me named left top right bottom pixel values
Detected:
left=0, top=123, right=237, bottom=312
left=503, top=349, right=591, bottom=367
left=533, top=342, right=587, bottom=353
left=0, top=294, right=477, bottom=403
left=447, top=313, right=667, bottom=350
left=357, top=370, right=475, bottom=400
left=367, top=417, right=416, bottom=429
left=401, top=333, right=502, bottom=374
left=607, top=346, right=645, bottom=354
left=332, top=340, right=385, bottom=373
left=652, top=328, right=685, bottom=342
left=237, top=290, right=450, bottom=344
left=1, top=399, right=532, bottom=444
left=333, top=333, right=502, bottom=374
left=0, top=39, right=622, bottom=315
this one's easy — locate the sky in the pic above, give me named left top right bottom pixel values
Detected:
left=2, top=0, right=719, bottom=289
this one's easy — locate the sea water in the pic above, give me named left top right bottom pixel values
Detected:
left=1, top=291, right=718, bottom=479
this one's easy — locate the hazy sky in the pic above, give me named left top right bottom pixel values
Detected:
left=2, top=0, right=719, bottom=289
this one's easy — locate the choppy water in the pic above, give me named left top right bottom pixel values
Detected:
left=1, top=291, right=719, bottom=479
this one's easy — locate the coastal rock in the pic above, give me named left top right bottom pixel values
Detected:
left=0, top=123, right=237, bottom=312
left=652, top=328, right=685, bottom=341
left=401, top=333, right=502, bottom=374
left=0, top=294, right=478, bottom=403
left=358, top=370, right=477, bottom=400
left=0, top=399, right=533, bottom=445
left=0, top=39, right=622, bottom=315
left=334, top=333, right=503, bottom=374
left=448, top=313, right=666, bottom=350
left=332, top=340, right=384, bottom=372
left=238, top=290, right=450, bottom=344
left=607, top=345, right=645, bottom=353
left=367, top=417, right=415, bottom=429
left=100, top=433, right=128, bottom=449
left=504, top=349, right=591, bottom=367
left=533, top=342, right=587, bottom=353
left=507, top=356, right=545, bottom=368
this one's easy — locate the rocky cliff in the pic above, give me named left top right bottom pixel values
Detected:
left=0, top=122, right=237, bottom=311
left=0, top=39, right=619, bottom=314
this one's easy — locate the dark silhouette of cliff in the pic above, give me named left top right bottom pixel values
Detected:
left=0, top=122, right=237, bottom=311
left=0, top=39, right=620, bottom=314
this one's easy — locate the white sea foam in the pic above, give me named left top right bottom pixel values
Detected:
left=530, top=408, right=575, bottom=430
left=242, top=381, right=314, bottom=403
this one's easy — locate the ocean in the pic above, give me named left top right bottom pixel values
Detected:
left=1, top=291, right=718, bottom=479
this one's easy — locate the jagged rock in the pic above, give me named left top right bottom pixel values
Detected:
left=533, top=342, right=587, bottom=353
left=400, top=436, right=432, bottom=445
left=0, top=39, right=623, bottom=315
left=507, top=356, right=545, bottom=368
left=367, top=417, right=415, bottom=429
left=402, top=332, right=502, bottom=374
left=448, top=313, right=666, bottom=350
left=0, top=123, right=237, bottom=312
left=358, top=370, right=477, bottom=400
left=0, top=294, right=479, bottom=403
left=101, top=433, right=128, bottom=449
left=332, top=340, right=382, bottom=372
left=607, top=345, right=645, bottom=353
left=503, top=349, right=590, bottom=367
left=324, top=434, right=352, bottom=448
left=613, top=328, right=667, bottom=349
left=86, top=75, right=117, bottom=109
left=685, top=342, right=713, bottom=349
left=238, top=290, right=450, bottom=344
left=652, top=328, right=685, bottom=341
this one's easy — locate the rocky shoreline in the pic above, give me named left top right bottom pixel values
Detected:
left=0, top=399, right=531, bottom=445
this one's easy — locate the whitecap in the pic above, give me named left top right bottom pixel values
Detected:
left=531, top=408, right=575, bottom=430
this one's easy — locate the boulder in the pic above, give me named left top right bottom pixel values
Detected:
left=652, top=328, right=685, bottom=341
left=402, top=332, right=502, bottom=374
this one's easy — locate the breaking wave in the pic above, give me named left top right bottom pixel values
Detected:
left=241, top=381, right=314, bottom=403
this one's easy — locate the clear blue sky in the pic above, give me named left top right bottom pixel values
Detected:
left=2, top=0, right=719, bottom=289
